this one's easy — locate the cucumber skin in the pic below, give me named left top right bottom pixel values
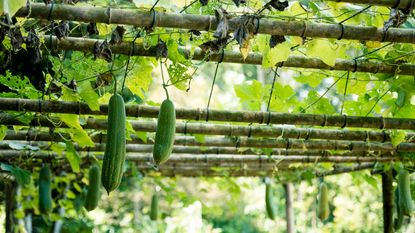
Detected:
left=150, top=193, right=159, bottom=221
left=265, top=183, right=276, bottom=220
left=84, top=164, right=101, bottom=211
left=39, top=166, right=53, bottom=214
left=317, top=182, right=329, bottom=221
left=398, top=169, right=414, bottom=216
left=153, top=99, right=176, bottom=165
left=101, top=93, right=126, bottom=194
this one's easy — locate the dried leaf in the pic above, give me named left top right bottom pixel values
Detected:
left=384, top=8, right=407, bottom=29
left=267, top=0, right=289, bottom=11
left=9, top=27, right=24, bottom=51
left=199, top=0, right=209, bottom=6
left=232, top=0, right=246, bottom=7
left=87, top=23, right=99, bottom=36
left=54, top=21, right=70, bottom=39
left=214, top=8, right=229, bottom=40
left=93, top=40, right=113, bottom=62
left=199, top=37, right=229, bottom=53
left=156, top=38, right=168, bottom=59
left=269, top=35, right=285, bottom=48
left=110, top=26, right=126, bottom=45
left=26, top=29, right=40, bottom=48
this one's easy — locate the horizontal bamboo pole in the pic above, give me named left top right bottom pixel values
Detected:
left=40, top=36, right=415, bottom=75
left=0, top=150, right=402, bottom=164
left=1, top=98, right=415, bottom=129
left=0, top=141, right=393, bottom=157
left=327, top=0, right=413, bottom=8
left=17, top=3, right=415, bottom=43
left=3, top=130, right=414, bottom=153
left=2, top=113, right=410, bottom=142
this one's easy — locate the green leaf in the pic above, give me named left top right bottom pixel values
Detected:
left=194, top=134, right=206, bottom=143
left=135, top=131, right=147, bottom=143
left=68, top=128, right=94, bottom=148
left=126, top=57, right=153, bottom=99
left=306, top=39, right=337, bottom=67
left=167, top=39, right=187, bottom=63
left=234, top=80, right=265, bottom=111
left=390, top=130, right=406, bottom=147
left=0, top=163, right=31, bottom=186
left=58, top=114, right=83, bottom=130
left=0, top=0, right=26, bottom=17
left=0, top=125, right=7, bottom=140
left=262, top=41, right=291, bottom=68
left=78, top=81, right=100, bottom=111
left=65, top=142, right=81, bottom=173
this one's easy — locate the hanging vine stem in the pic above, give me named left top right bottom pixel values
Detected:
left=365, top=86, right=393, bottom=117
left=121, top=32, right=142, bottom=92
left=266, top=68, right=279, bottom=112
left=180, top=0, right=198, bottom=13
left=340, top=72, right=350, bottom=115
left=303, top=72, right=347, bottom=112
left=160, top=60, right=170, bottom=100
left=205, top=52, right=223, bottom=122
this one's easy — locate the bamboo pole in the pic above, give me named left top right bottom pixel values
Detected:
left=38, top=36, right=415, bottom=75
left=16, top=3, right=415, bottom=44
left=1, top=98, right=415, bottom=129
left=4, top=130, right=415, bottom=152
left=381, top=170, right=394, bottom=233
left=0, top=150, right=402, bottom=163
left=2, top=113, right=411, bottom=142
left=284, top=183, right=295, bottom=233
left=0, top=141, right=394, bottom=157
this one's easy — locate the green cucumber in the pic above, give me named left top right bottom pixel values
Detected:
left=398, top=169, right=414, bottom=216
left=153, top=99, right=176, bottom=165
left=317, top=182, right=329, bottom=221
left=265, top=183, right=276, bottom=220
left=84, top=164, right=101, bottom=211
left=101, top=93, right=126, bottom=194
left=150, top=193, right=159, bottom=221
left=38, top=166, right=52, bottom=214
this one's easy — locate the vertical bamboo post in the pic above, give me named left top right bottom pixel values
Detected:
left=381, top=170, right=393, bottom=233
left=4, top=180, right=17, bottom=233
left=284, top=183, right=295, bottom=233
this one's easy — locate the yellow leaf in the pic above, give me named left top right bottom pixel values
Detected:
left=262, top=41, right=291, bottom=68
left=365, top=41, right=381, bottom=48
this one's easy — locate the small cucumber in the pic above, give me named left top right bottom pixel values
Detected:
left=265, top=183, right=276, bottom=220
left=38, top=166, right=53, bottom=214
left=84, top=164, right=101, bottom=211
left=317, top=182, right=329, bottom=221
left=150, top=193, right=159, bottom=221
left=398, top=169, right=414, bottom=216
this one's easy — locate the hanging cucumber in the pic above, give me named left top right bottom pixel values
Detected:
left=265, top=183, right=276, bottom=220
left=153, top=98, right=176, bottom=165
left=101, top=92, right=126, bottom=194
left=84, top=164, right=101, bottom=211
left=398, top=169, right=414, bottom=216
left=38, top=165, right=53, bottom=214
left=150, top=193, right=159, bottom=221
left=394, top=186, right=404, bottom=231
left=317, top=182, right=329, bottom=221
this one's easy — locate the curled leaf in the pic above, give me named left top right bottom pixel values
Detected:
left=54, top=21, right=70, bottom=39
left=214, top=8, right=229, bottom=40
left=199, top=0, right=209, bottom=6
left=110, top=26, right=126, bottom=45
left=156, top=38, right=168, bottom=59
left=269, top=35, right=285, bottom=48
left=93, top=40, right=113, bottom=62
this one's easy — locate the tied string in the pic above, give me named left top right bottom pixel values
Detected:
left=337, top=5, right=371, bottom=40
left=205, top=49, right=225, bottom=122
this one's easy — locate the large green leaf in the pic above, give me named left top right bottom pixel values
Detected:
left=0, top=163, right=31, bottom=186
left=0, top=0, right=26, bottom=17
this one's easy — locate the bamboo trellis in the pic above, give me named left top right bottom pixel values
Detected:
left=41, top=36, right=415, bottom=75
left=16, top=3, right=415, bottom=44
left=1, top=98, right=414, bottom=129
